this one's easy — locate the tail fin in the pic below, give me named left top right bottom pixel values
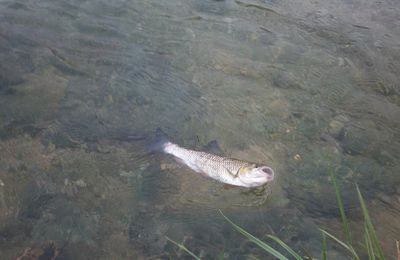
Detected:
left=146, top=128, right=170, bottom=153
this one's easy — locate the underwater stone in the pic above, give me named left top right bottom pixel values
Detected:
left=376, top=192, right=392, bottom=205
left=328, top=120, right=344, bottom=138
left=75, top=179, right=87, bottom=188
left=0, top=66, right=25, bottom=88
left=376, top=150, right=395, bottom=166
left=298, top=117, right=321, bottom=140
left=329, top=121, right=343, bottom=136
left=119, top=170, right=136, bottom=177
left=272, top=71, right=303, bottom=89
left=339, top=125, right=375, bottom=155
left=328, top=115, right=348, bottom=138
left=135, top=95, right=152, bottom=106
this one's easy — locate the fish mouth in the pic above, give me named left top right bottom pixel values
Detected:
left=237, top=166, right=275, bottom=187
left=246, top=179, right=271, bottom=188
left=260, top=167, right=274, bottom=181
left=242, top=175, right=273, bottom=187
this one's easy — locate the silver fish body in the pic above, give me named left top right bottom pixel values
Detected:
left=160, top=142, right=274, bottom=188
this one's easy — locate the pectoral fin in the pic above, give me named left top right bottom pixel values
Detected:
left=238, top=164, right=256, bottom=175
left=238, top=166, right=248, bottom=175
left=224, top=167, right=240, bottom=178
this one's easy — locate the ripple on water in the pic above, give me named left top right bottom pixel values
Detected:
left=1, top=0, right=400, bottom=258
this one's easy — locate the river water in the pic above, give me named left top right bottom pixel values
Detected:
left=0, top=0, right=399, bottom=259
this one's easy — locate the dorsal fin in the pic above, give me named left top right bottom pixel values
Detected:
left=202, top=140, right=224, bottom=155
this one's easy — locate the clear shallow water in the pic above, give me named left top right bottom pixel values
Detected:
left=0, top=0, right=399, bottom=259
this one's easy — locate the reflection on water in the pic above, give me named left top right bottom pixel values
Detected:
left=1, top=0, right=399, bottom=259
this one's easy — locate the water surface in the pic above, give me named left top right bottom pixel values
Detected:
left=0, top=0, right=399, bottom=259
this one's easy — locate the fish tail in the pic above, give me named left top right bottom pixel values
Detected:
left=146, top=128, right=170, bottom=153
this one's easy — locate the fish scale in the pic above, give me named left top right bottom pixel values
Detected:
left=163, top=143, right=256, bottom=186
left=149, top=130, right=274, bottom=187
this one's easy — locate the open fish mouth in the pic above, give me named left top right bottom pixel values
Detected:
left=260, top=167, right=275, bottom=181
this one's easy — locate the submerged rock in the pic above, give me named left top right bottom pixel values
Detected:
left=15, top=241, right=60, bottom=260
left=272, top=71, right=303, bottom=89
left=328, top=115, right=349, bottom=138
left=338, top=124, right=378, bottom=155
left=0, top=63, right=26, bottom=94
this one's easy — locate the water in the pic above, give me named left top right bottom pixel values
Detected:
left=0, top=0, right=399, bottom=259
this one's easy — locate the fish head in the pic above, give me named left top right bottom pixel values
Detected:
left=238, top=165, right=274, bottom=187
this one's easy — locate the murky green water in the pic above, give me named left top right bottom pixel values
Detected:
left=0, top=0, right=399, bottom=259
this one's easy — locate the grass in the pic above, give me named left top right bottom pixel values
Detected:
left=322, top=232, right=327, bottom=260
left=219, top=210, right=292, bottom=260
left=165, top=236, right=201, bottom=260
left=328, top=164, right=351, bottom=245
left=167, top=169, right=386, bottom=259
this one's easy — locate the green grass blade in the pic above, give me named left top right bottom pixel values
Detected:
left=320, top=229, right=359, bottom=260
left=322, top=232, right=327, bottom=260
left=218, top=249, right=225, bottom=260
left=356, top=185, right=385, bottom=260
left=267, top=235, right=303, bottom=260
left=328, top=166, right=351, bottom=245
left=166, top=236, right=201, bottom=260
left=219, top=210, right=289, bottom=260
left=365, top=224, right=375, bottom=260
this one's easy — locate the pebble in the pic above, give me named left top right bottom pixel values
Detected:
left=160, top=163, right=167, bottom=170
left=329, top=120, right=344, bottom=138
left=328, top=115, right=348, bottom=138
left=376, top=150, right=395, bottom=166
left=338, top=57, right=345, bottom=66
left=136, top=96, right=152, bottom=106
left=340, top=124, right=377, bottom=155
left=64, top=178, right=70, bottom=186
left=119, top=170, right=136, bottom=177
left=75, top=179, right=87, bottom=188
left=272, top=71, right=303, bottom=89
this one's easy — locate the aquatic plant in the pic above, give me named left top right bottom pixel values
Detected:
left=167, top=170, right=387, bottom=259
left=165, top=236, right=202, bottom=260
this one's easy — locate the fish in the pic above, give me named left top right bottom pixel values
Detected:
left=148, top=129, right=275, bottom=188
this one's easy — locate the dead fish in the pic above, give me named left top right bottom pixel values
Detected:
left=148, top=129, right=274, bottom=188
